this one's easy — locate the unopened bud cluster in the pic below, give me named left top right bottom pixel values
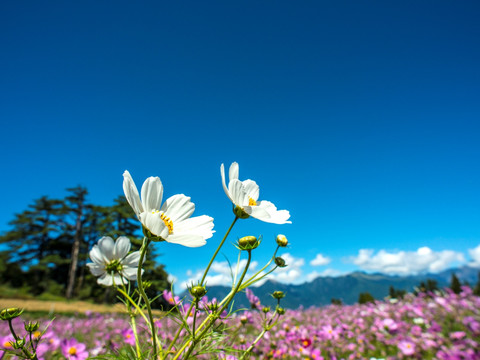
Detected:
left=25, top=321, right=40, bottom=333
left=272, top=291, right=285, bottom=300
left=275, top=257, right=287, bottom=267
left=276, top=234, right=288, bottom=247
left=0, top=308, right=24, bottom=321
left=190, top=285, right=207, bottom=299
left=237, top=235, right=261, bottom=251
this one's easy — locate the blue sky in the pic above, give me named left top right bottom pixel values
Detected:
left=1, top=1, right=480, bottom=291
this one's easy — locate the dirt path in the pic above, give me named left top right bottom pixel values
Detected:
left=0, top=298, right=129, bottom=314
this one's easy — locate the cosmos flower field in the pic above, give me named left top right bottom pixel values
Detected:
left=1, top=287, right=479, bottom=360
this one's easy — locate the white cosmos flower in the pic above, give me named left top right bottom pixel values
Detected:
left=122, top=170, right=214, bottom=247
left=87, top=236, right=142, bottom=286
left=220, top=162, right=291, bottom=224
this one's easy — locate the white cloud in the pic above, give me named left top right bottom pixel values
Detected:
left=468, top=244, right=480, bottom=268
left=349, top=247, right=465, bottom=275
left=167, top=273, right=177, bottom=284
left=310, top=253, right=331, bottom=266
left=261, top=253, right=305, bottom=285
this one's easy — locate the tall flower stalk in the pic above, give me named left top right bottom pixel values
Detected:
left=81, top=162, right=291, bottom=359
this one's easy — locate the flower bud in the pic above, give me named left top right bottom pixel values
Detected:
left=0, top=308, right=24, bottom=321
left=142, top=281, right=152, bottom=290
left=208, top=301, right=219, bottom=312
left=276, top=307, right=286, bottom=315
left=189, top=285, right=207, bottom=299
left=272, top=291, right=285, bottom=299
left=276, top=234, right=288, bottom=247
left=240, top=315, right=248, bottom=325
left=233, top=206, right=250, bottom=219
left=12, top=338, right=25, bottom=349
left=262, top=306, right=270, bottom=313
left=237, top=236, right=261, bottom=251
left=24, top=321, right=40, bottom=333
left=274, top=257, right=287, bottom=268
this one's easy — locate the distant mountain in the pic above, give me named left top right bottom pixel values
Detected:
left=190, top=266, right=479, bottom=309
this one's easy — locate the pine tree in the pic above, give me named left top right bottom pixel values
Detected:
left=450, top=273, right=462, bottom=294
left=65, top=186, right=89, bottom=299
left=358, top=292, right=375, bottom=304
left=473, top=272, right=480, bottom=296
left=0, top=196, right=67, bottom=294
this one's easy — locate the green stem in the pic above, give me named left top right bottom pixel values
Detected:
left=130, top=315, right=142, bottom=359
left=7, top=319, right=35, bottom=360
left=7, top=320, right=18, bottom=341
left=164, top=216, right=238, bottom=358
left=239, top=311, right=280, bottom=360
left=200, top=216, right=238, bottom=285
left=175, top=250, right=252, bottom=360
left=116, top=287, right=150, bottom=325
left=238, top=329, right=267, bottom=360
left=241, top=266, right=278, bottom=289
left=237, top=245, right=279, bottom=289
left=137, top=237, right=159, bottom=359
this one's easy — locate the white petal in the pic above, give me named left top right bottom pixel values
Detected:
left=267, top=209, right=292, bottom=224
left=161, top=194, right=195, bottom=223
left=229, top=162, right=239, bottom=181
left=123, top=251, right=141, bottom=267
left=141, top=176, right=163, bottom=212
left=122, top=267, right=141, bottom=280
left=89, top=245, right=107, bottom=265
left=111, top=274, right=126, bottom=286
left=97, top=273, right=113, bottom=286
left=123, top=171, right=144, bottom=217
left=87, top=263, right=106, bottom=277
left=244, top=205, right=272, bottom=221
left=253, top=201, right=292, bottom=224
left=98, top=236, right=115, bottom=261
left=242, top=179, right=259, bottom=201
left=140, top=212, right=169, bottom=238
left=175, top=215, right=215, bottom=239
left=229, top=179, right=248, bottom=206
left=114, top=236, right=131, bottom=259
left=166, top=234, right=207, bottom=247
left=220, top=164, right=234, bottom=203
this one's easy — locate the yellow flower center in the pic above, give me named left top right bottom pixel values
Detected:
left=3, top=341, right=12, bottom=348
left=160, top=213, right=174, bottom=234
left=33, top=331, right=42, bottom=339
left=68, top=347, right=77, bottom=355
left=151, top=210, right=174, bottom=234
left=248, top=197, right=257, bottom=206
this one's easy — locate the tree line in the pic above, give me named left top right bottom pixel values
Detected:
left=0, top=186, right=171, bottom=307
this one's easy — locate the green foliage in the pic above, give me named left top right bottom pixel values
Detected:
left=330, top=298, right=342, bottom=305
left=416, top=278, right=439, bottom=295
left=388, top=285, right=406, bottom=299
left=449, top=273, right=462, bottom=294
left=473, top=271, right=480, bottom=296
left=0, top=191, right=171, bottom=306
left=358, top=292, right=375, bottom=304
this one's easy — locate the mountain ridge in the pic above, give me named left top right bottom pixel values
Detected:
left=184, top=266, right=479, bottom=309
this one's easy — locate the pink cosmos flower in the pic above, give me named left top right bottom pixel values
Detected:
left=121, top=328, right=136, bottom=346
left=163, top=289, right=180, bottom=305
left=398, top=340, right=416, bottom=356
left=0, top=335, right=14, bottom=350
left=245, top=288, right=261, bottom=309
left=61, top=338, right=89, bottom=360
